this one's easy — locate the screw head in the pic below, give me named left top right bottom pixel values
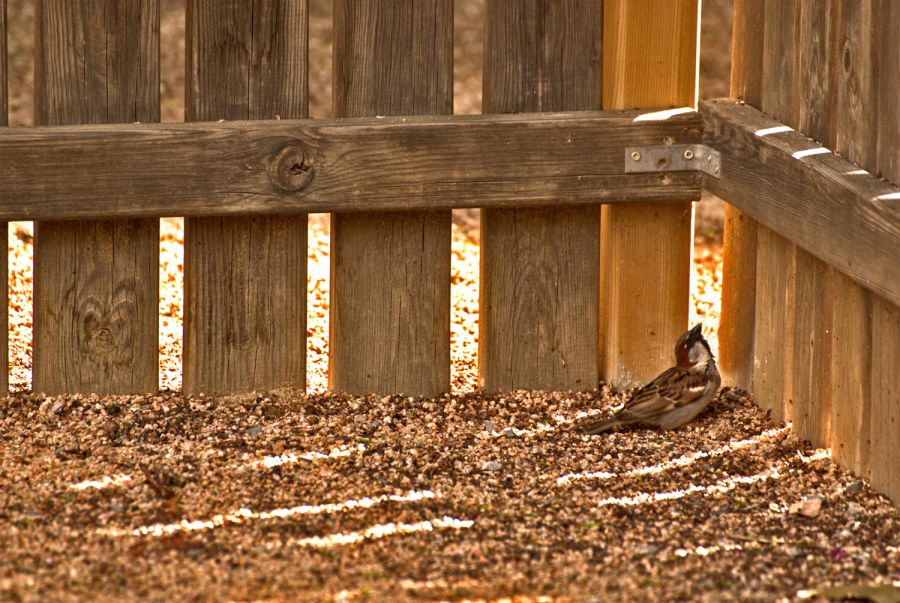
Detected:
left=663, top=136, right=675, bottom=145
left=683, top=149, right=695, bottom=160
left=631, top=150, right=642, bottom=161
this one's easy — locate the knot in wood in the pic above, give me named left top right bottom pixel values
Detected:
left=91, top=327, right=116, bottom=352
left=269, top=144, right=315, bottom=192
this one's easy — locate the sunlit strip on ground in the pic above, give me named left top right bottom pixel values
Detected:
left=594, top=449, right=830, bottom=507
left=556, top=425, right=791, bottom=485
left=282, top=516, right=473, bottom=549
left=246, top=443, right=365, bottom=470
left=673, top=542, right=744, bottom=557
left=69, top=473, right=133, bottom=491
left=99, top=490, right=438, bottom=537
left=67, top=444, right=363, bottom=491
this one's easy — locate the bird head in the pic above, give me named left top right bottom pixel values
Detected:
left=674, top=323, right=714, bottom=368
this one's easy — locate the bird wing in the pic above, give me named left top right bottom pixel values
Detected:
left=616, top=368, right=711, bottom=422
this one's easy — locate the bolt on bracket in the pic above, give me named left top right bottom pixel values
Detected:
left=625, top=144, right=721, bottom=178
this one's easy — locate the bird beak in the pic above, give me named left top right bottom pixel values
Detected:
left=689, top=323, right=703, bottom=338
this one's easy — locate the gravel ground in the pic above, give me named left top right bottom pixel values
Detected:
left=1, top=387, right=899, bottom=602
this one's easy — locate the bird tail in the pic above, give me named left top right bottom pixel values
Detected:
left=576, top=416, right=621, bottom=435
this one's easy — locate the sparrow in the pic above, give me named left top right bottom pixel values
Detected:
left=577, top=324, right=721, bottom=434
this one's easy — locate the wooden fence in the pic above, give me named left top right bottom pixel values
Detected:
left=0, top=1, right=898, bottom=502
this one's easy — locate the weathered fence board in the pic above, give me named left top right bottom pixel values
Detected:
left=480, top=0, right=602, bottom=392
left=828, top=0, right=877, bottom=475
left=1, top=0, right=7, bottom=392
left=600, top=0, right=697, bottom=388
left=0, top=111, right=703, bottom=221
left=183, top=0, right=308, bottom=394
left=330, top=0, right=453, bottom=397
left=749, top=0, right=801, bottom=423
left=790, top=0, right=836, bottom=446
left=33, top=0, right=159, bottom=395
left=702, top=101, right=900, bottom=310
left=718, top=0, right=763, bottom=391
left=870, top=0, right=900, bottom=503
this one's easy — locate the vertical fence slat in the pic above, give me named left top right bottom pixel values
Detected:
left=791, top=0, right=837, bottom=444
left=749, top=0, right=801, bottom=423
left=719, top=0, right=763, bottom=391
left=0, top=0, right=7, bottom=393
left=599, top=0, right=697, bottom=388
left=33, top=1, right=159, bottom=395
left=329, top=0, right=452, bottom=397
left=821, top=0, right=877, bottom=475
left=183, top=0, right=308, bottom=395
left=870, top=0, right=900, bottom=505
left=479, top=0, right=601, bottom=392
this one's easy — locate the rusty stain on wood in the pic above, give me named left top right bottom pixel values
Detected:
left=183, top=0, right=308, bottom=395
left=32, top=0, right=159, bottom=395
left=480, top=0, right=602, bottom=392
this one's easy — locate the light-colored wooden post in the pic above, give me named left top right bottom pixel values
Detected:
left=600, top=0, right=697, bottom=388
left=719, top=0, right=763, bottom=392
left=329, top=0, right=452, bottom=397
left=183, top=0, right=308, bottom=395
left=480, top=0, right=602, bottom=392
left=749, top=0, right=801, bottom=424
left=33, top=0, right=159, bottom=395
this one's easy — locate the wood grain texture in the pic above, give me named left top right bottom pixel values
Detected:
left=826, top=0, right=878, bottom=478
left=749, top=0, right=801, bottom=419
left=183, top=216, right=306, bottom=393
left=34, top=220, right=158, bottom=393
left=751, top=227, right=794, bottom=423
left=790, top=0, right=836, bottom=444
left=790, top=248, right=831, bottom=444
left=480, top=0, right=601, bottom=392
left=701, top=100, right=900, bottom=309
left=719, top=204, right=756, bottom=390
left=728, top=0, right=764, bottom=108
left=870, top=0, right=900, bottom=505
left=827, top=269, right=872, bottom=475
left=0, top=0, right=6, bottom=125
left=761, top=0, right=800, bottom=126
left=875, top=0, right=899, bottom=186
left=0, top=0, right=9, bottom=394
left=33, top=0, right=159, bottom=395
left=1, top=0, right=7, bottom=392
left=719, top=0, right=763, bottom=390
left=870, top=295, right=900, bottom=505
left=600, top=0, right=697, bottom=388
left=329, top=0, right=451, bottom=396
left=0, top=111, right=704, bottom=221
left=183, top=0, right=307, bottom=394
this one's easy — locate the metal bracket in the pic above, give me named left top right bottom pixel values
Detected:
left=625, top=144, right=721, bottom=178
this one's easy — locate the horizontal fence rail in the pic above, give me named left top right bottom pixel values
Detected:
left=702, top=99, right=900, bottom=308
left=0, top=110, right=702, bottom=220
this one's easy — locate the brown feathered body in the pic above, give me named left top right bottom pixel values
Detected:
left=578, top=324, right=721, bottom=434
